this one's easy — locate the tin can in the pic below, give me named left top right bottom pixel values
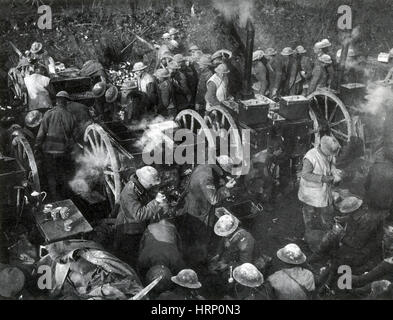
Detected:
left=51, top=210, right=59, bottom=221
left=64, top=219, right=73, bottom=232
left=60, top=207, right=70, bottom=220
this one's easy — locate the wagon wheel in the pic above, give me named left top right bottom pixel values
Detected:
left=175, top=109, right=216, bottom=161
left=308, top=89, right=352, bottom=146
left=11, top=135, right=40, bottom=192
left=204, top=105, right=243, bottom=161
left=84, top=124, right=122, bottom=209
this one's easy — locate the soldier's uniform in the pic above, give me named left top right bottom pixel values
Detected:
left=219, top=228, right=256, bottom=266
left=157, top=78, right=176, bottom=117
left=195, top=67, right=214, bottom=110
left=179, top=164, right=231, bottom=266
left=308, top=62, right=329, bottom=94
left=171, top=70, right=191, bottom=111
left=136, top=72, right=158, bottom=111
left=35, top=105, right=77, bottom=199
left=115, top=174, right=164, bottom=267
left=252, top=60, right=269, bottom=95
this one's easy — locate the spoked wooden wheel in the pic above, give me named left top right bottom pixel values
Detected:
left=175, top=109, right=216, bottom=161
left=11, top=135, right=40, bottom=192
left=308, top=89, right=352, bottom=146
left=84, top=124, right=122, bottom=209
left=204, top=105, right=243, bottom=161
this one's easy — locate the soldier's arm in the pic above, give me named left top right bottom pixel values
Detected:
left=146, top=81, right=158, bottom=105
left=200, top=173, right=230, bottom=206
left=121, top=192, right=162, bottom=223
left=236, top=232, right=255, bottom=265
left=308, top=66, right=320, bottom=94
left=255, top=65, right=269, bottom=95
left=34, top=114, right=49, bottom=150
left=301, top=158, right=323, bottom=183
left=205, top=81, right=221, bottom=106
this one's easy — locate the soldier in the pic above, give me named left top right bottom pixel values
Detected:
left=167, top=60, right=191, bottom=111
left=205, top=63, right=230, bottom=111
left=65, top=96, right=92, bottom=142
left=157, top=269, right=205, bottom=300
left=179, top=155, right=237, bottom=267
left=251, top=50, right=269, bottom=96
left=24, top=64, right=53, bottom=111
left=211, top=49, right=242, bottom=97
left=210, top=215, right=257, bottom=271
left=173, top=54, right=197, bottom=106
left=319, top=39, right=336, bottom=88
left=226, top=263, right=272, bottom=300
left=119, top=79, right=149, bottom=124
left=138, top=218, right=185, bottom=278
left=294, top=45, right=313, bottom=95
left=308, top=54, right=333, bottom=94
left=132, top=62, right=158, bottom=111
left=114, top=166, right=168, bottom=267
left=267, top=244, right=316, bottom=300
left=91, top=81, right=107, bottom=120
left=188, top=44, right=203, bottom=62
left=270, top=47, right=296, bottom=98
left=104, top=84, right=120, bottom=121
left=156, top=39, right=178, bottom=70
left=195, top=55, right=214, bottom=113
left=298, top=136, right=342, bottom=238
left=29, top=41, right=56, bottom=75
left=155, top=68, right=176, bottom=118
left=34, top=91, right=78, bottom=200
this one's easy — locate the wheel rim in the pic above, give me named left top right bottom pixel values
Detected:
left=204, top=105, right=243, bottom=161
left=84, top=124, right=122, bottom=207
left=11, top=135, right=40, bottom=192
left=175, top=109, right=216, bottom=163
left=308, top=89, right=352, bottom=146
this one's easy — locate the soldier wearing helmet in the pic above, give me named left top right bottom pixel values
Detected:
left=34, top=90, right=77, bottom=199
left=115, top=166, right=170, bottom=267
left=157, top=269, right=205, bottom=300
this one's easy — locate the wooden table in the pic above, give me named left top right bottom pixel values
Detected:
left=34, top=199, right=93, bottom=243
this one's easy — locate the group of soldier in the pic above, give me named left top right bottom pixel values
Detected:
left=2, top=23, right=393, bottom=300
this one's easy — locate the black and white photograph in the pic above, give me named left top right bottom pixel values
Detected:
left=0, top=0, right=393, bottom=307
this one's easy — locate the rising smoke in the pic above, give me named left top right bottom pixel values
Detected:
left=361, top=84, right=393, bottom=115
left=131, top=115, right=177, bottom=153
left=213, top=0, right=254, bottom=27
left=69, top=141, right=111, bottom=195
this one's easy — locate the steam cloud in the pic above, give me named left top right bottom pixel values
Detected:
left=213, top=0, right=254, bottom=27
left=361, top=84, right=393, bottom=115
left=69, top=144, right=110, bottom=196
left=130, top=115, right=178, bottom=153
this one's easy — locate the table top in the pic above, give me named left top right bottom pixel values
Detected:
left=34, top=199, right=93, bottom=243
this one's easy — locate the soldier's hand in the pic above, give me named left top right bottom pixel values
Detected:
left=321, top=175, right=334, bottom=184
left=155, top=192, right=167, bottom=203
left=225, top=178, right=237, bottom=189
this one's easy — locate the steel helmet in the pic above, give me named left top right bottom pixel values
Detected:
left=171, top=269, right=202, bottom=289
left=232, top=263, right=264, bottom=288
left=214, top=214, right=239, bottom=237
left=0, top=264, right=25, bottom=298
left=92, top=82, right=107, bottom=98
left=56, top=91, right=70, bottom=99
left=145, top=265, right=173, bottom=294
left=281, top=47, right=294, bottom=56
left=25, top=110, right=43, bottom=128
left=105, top=85, right=119, bottom=103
